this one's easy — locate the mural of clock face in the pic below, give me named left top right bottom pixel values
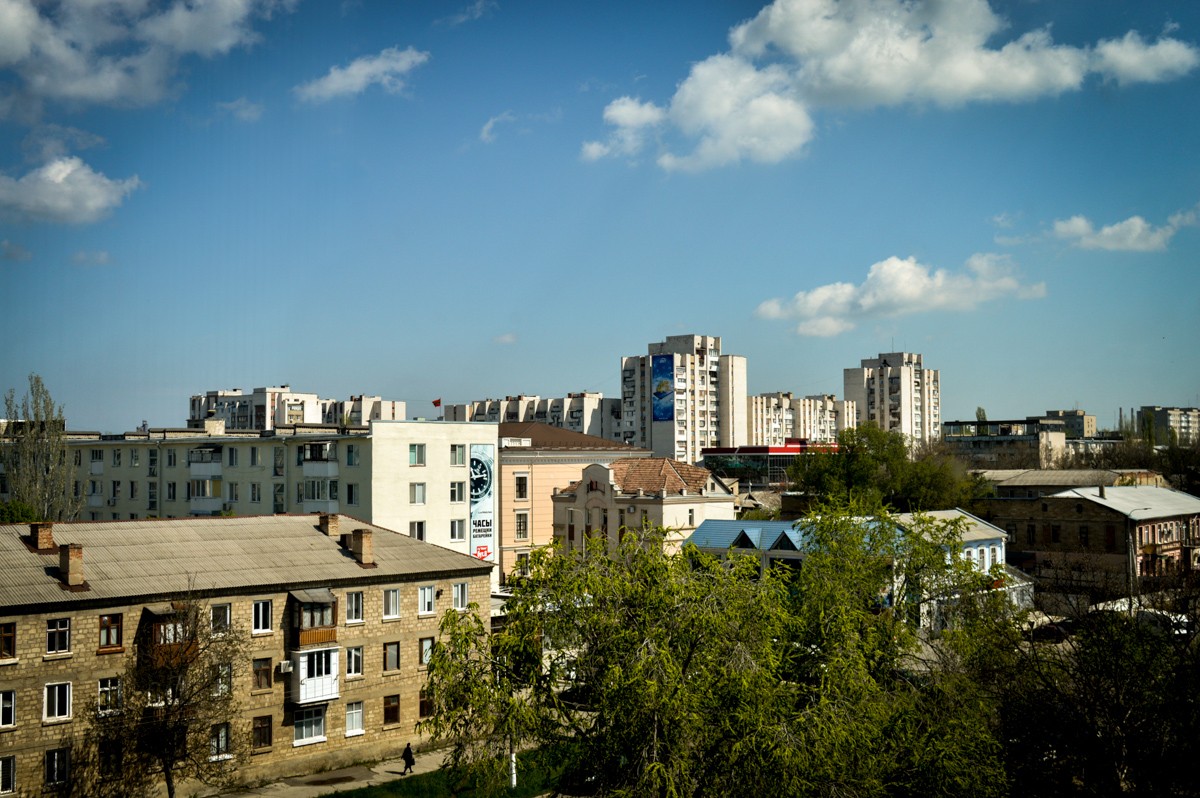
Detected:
left=470, top=454, right=493, bottom=501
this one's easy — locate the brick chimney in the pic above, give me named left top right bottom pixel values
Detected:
left=59, top=543, right=84, bottom=587
left=351, top=528, right=374, bottom=566
left=318, top=513, right=340, bottom=537
left=31, top=522, right=55, bottom=552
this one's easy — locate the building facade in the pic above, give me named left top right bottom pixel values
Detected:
left=747, top=392, right=855, bottom=446
left=496, top=423, right=650, bottom=585
left=941, top=417, right=1068, bottom=468
left=618, top=334, right=748, bottom=463
left=445, top=393, right=621, bottom=441
left=1141, top=406, right=1200, bottom=446
left=189, top=386, right=405, bottom=432
left=843, top=352, right=940, bottom=445
left=552, top=458, right=736, bottom=554
left=0, top=514, right=492, bottom=795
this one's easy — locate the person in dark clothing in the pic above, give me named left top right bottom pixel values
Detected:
left=401, top=742, right=415, bottom=775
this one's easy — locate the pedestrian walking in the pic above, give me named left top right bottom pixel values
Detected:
left=401, top=742, right=415, bottom=775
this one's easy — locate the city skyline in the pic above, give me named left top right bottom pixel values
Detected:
left=1, top=0, right=1198, bottom=432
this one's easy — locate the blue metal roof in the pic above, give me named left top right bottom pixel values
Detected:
left=686, top=519, right=808, bottom=552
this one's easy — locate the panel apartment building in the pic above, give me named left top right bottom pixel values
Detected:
left=843, top=352, right=940, bottom=445
left=445, top=392, right=622, bottom=441
left=189, top=386, right=406, bottom=431
left=618, top=334, right=748, bottom=463
left=747, top=392, right=856, bottom=446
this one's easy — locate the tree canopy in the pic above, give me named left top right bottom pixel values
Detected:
left=2, top=373, right=81, bottom=521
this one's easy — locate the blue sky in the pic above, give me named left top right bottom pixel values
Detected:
left=1, top=0, right=1197, bottom=433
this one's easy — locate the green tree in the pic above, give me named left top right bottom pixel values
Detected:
left=2, top=373, right=81, bottom=521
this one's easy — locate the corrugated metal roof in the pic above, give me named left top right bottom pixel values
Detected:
left=0, top=515, right=491, bottom=612
left=686, top=520, right=804, bottom=551
left=1048, top=486, right=1200, bottom=520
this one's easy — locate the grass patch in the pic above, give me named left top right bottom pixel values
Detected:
left=319, top=748, right=564, bottom=798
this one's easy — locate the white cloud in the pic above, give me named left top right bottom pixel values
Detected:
left=756, top=252, right=1045, bottom=336
left=436, top=0, right=497, bottom=27
left=0, top=0, right=292, bottom=113
left=493, top=332, right=517, bottom=345
left=1, top=238, right=31, bottom=261
left=585, top=0, right=1200, bottom=171
left=218, top=96, right=263, bottom=121
left=580, top=96, right=665, bottom=161
left=294, top=46, right=430, bottom=103
left=1053, top=205, right=1198, bottom=251
left=0, top=156, right=141, bottom=224
left=72, top=249, right=111, bottom=266
left=480, top=110, right=515, bottom=143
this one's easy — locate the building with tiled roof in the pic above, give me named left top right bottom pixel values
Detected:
left=496, top=423, right=650, bottom=584
left=552, top=458, right=736, bottom=554
left=0, top=513, right=491, bottom=794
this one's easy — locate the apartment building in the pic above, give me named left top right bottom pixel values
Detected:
left=189, top=386, right=405, bottom=431
left=941, top=417, right=1068, bottom=468
left=552, top=458, right=736, bottom=555
left=496, top=423, right=650, bottom=584
left=843, top=352, right=940, bottom=445
left=445, top=393, right=621, bottom=440
left=618, top=334, right=748, bottom=463
left=1141, top=406, right=1200, bottom=446
left=6, top=419, right=501, bottom=591
left=1043, top=409, right=1097, bottom=440
left=0, top=514, right=491, bottom=795
left=747, top=392, right=856, bottom=446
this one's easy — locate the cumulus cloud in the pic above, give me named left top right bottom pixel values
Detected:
left=756, top=252, right=1045, bottom=336
left=217, top=96, right=263, bottom=121
left=0, top=0, right=292, bottom=114
left=21, top=124, right=106, bottom=162
left=0, top=156, right=141, bottom=224
left=1, top=239, right=31, bottom=262
left=581, top=96, right=667, bottom=161
left=436, top=0, right=497, bottom=27
left=1053, top=205, right=1198, bottom=251
left=480, top=110, right=515, bottom=143
left=294, top=46, right=430, bottom=103
left=585, top=0, right=1200, bottom=170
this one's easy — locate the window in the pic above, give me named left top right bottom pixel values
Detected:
left=228, top=447, right=238, bottom=467
left=450, top=518, right=466, bottom=541
left=409, top=443, right=426, bottom=466
left=452, top=582, right=469, bottom=611
left=250, top=446, right=260, bottom=467
left=95, top=613, right=122, bottom=649
left=1026, top=524, right=1035, bottom=545
left=304, top=649, right=333, bottom=678
left=346, top=444, right=360, bottom=466
left=383, top=694, right=400, bottom=725
left=345, top=592, right=363, bottom=624
left=1079, top=525, right=1090, bottom=548
left=384, top=641, right=401, bottom=671
left=409, top=483, right=426, bottom=505
left=46, top=618, right=70, bottom=654
left=112, top=449, right=121, bottom=467
left=346, top=483, right=359, bottom=505
left=347, top=646, right=363, bottom=677
left=298, top=602, right=333, bottom=629
left=516, top=552, right=530, bottom=576
left=345, top=701, right=364, bottom=736
left=0, top=623, right=11, bottom=659
left=111, top=480, right=121, bottom=499
left=273, top=483, right=285, bottom=513
left=167, top=482, right=176, bottom=502
left=97, top=677, right=121, bottom=713
left=515, top=512, right=529, bottom=541
left=210, top=723, right=231, bottom=760
left=450, top=444, right=466, bottom=466
left=211, top=604, right=231, bottom=634
left=252, top=716, right=272, bottom=749
left=450, top=481, right=466, bottom=502
left=419, top=637, right=434, bottom=666
left=250, top=482, right=261, bottom=503
left=688, top=509, right=695, bottom=527
left=253, top=658, right=272, bottom=690
left=45, top=748, right=70, bottom=787
left=129, top=481, right=139, bottom=500
left=0, top=691, right=12, bottom=727
left=273, top=447, right=284, bottom=477
left=44, top=682, right=71, bottom=721
left=514, top=474, right=529, bottom=500
left=212, top=663, right=232, bottom=696
left=383, top=589, right=400, bottom=619
left=0, top=755, right=12, bottom=794
left=1051, top=524, right=1061, bottom=544
left=409, top=521, right=425, bottom=541
left=419, top=688, right=433, bottom=718
left=227, top=482, right=239, bottom=502
left=418, top=585, right=434, bottom=615
left=253, top=600, right=272, bottom=634
left=166, top=448, right=177, bottom=468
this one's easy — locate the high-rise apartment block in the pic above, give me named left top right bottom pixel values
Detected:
left=189, top=386, right=405, bottom=431
left=843, top=352, right=940, bottom=444
left=618, top=335, right=747, bottom=463
left=1141, top=406, right=1200, bottom=446
left=445, top=392, right=621, bottom=440
left=747, top=392, right=856, bottom=446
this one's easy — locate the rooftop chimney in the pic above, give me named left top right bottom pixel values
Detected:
left=318, top=513, right=340, bottom=537
left=31, top=522, right=55, bottom=552
left=351, top=528, right=375, bottom=567
left=59, top=543, right=84, bottom=587
left=1099, top=485, right=1106, bottom=499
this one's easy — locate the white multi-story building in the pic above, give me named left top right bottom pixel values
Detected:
left=445, top=392, right=621, bottom=439
left=843, top=352, right=940, bottom=445
left=1142, top=406, right=1200, bottom=446
left=618, top=334, right=748, bottom=463
left=747, top=392, right=856, bottom=445
left=189, top=386, right=405, bottom=431
left=7, top=419, right=500, bottom=590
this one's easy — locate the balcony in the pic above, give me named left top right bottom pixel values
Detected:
left=302, top=499, right=339, bottom=515
left=290, top=647, right=339, bottom=705
left=302, top=459, right=339, bottom=479
left=298, top=626, right=338, bottom=647
left=190, top=496, right=223, bottom=514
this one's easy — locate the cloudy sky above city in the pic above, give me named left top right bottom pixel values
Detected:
left=1, top=0, right=1197, bottom=432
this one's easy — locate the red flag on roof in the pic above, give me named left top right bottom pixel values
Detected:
left=432, top=398, right=442, bottom=408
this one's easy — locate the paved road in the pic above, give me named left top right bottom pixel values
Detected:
left=217, top=744, right=444, bottom=797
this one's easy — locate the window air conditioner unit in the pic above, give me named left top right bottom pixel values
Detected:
left=278, top=660, right=293, bottom=674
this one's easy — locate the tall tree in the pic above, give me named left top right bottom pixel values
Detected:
left=2, top=373, right=81, bottom=521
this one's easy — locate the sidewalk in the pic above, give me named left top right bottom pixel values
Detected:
left=218, top=744, right=445, bottom=797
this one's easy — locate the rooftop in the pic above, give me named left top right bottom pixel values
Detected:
left=1048, top=486, right=1200, bottom=520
